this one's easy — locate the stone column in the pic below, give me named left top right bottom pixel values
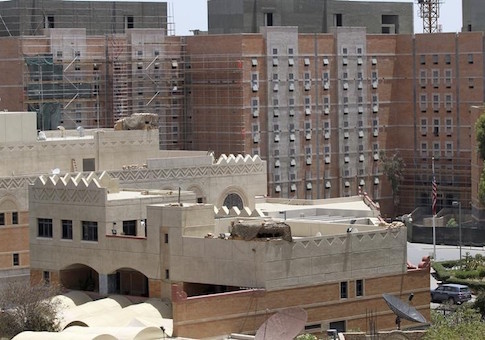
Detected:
left=99, top=273, right=108, bottom=296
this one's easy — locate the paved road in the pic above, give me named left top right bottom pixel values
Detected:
left=407, top=242, right=485, bottom=265
left=407, top=242, right=482, bottom=309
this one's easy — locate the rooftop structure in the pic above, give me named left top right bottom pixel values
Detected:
left=208, top=0, right=413, bottom=34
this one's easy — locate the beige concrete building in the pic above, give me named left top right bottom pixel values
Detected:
left=29, top=175, right=430, bottom=337
left=0, top=111, right=266, bottom=287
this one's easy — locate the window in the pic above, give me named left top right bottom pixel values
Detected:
left=419, top=69, right=427, bottom=87
left=62, top=220, right=73, bottom=240
left=468, top=53, right=474, bottom=64
left=356, top=279, right=364, bottom=296
left=165, top=269, right=170, bottom=279
left=445, top=69, right=452, bottom=87
left=433, top=118, right=440, bottom=136
left=12, top=212, right=18, bottom=225
left=445, top=94, right=452, bottom=111
left=421, top=118, right=427, bottom=135
left=433, top=93, right=440, bottom=111
left=432, top=69, right=439, bottom=87
left=13, top=253, right=19, bottom=266
left=434, top=142, right=440, bottom=156
left=469, top=77, right=474, bottom=88
left=125, top=15, right=134, bottom=29
left=334, top=13, right=342, bottom=27
left=83, top=158, right=95, bottom=171
left=446, top=142, right=453, bottom=158
left=38, top=218, right=53, bottom=238
left=123, top=220, right=137, bottom=236
left=43, top=271, right=50, bottom=284
left=445, top=54, right=451, bottom=64
left=420, top=93, right=427, bottom=112
left=420, top=55, right=426, bottom=65
left=82, top=221, right=98, bottom=241
left=340, top=281, right=348, bottom=299
left=421, top=142, right=428, bottom=158
left=446, top=118, right=453, bottom=135
left=45, top=15, right=54, bottom=28
left=265, top=12, right=273, bottom=26
left=0, top=213, right=4, bottom=225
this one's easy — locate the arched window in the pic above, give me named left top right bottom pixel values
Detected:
left=223, top=193, right=243, bottom=210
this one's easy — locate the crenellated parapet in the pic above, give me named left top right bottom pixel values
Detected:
left=214, top=205, right=265, bottom=218
left=29, top=172, right=117, bottom=205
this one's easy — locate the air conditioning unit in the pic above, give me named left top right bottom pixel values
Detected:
left=305, top=108, right=311, bottom=115
left=323, top=82, right=330, bottom=90
left=252, top=84, right=259, bottom=92
left=274, top=134, right=280, bottom=142
left=252, top=109, right=259, bottom=118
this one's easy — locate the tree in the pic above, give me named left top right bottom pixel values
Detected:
left=424, top=305, right=485, bottom=340
left=0, top=281, right=61, bottom=338
left=379, top=151, right=405, bottom=215
left=475, top=113, right=485, bottom=160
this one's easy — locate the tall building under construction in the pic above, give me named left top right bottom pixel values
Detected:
left=0, top=0, right=483, bottom=217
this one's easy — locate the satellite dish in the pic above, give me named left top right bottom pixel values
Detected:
left=255, top=307, right=307, bottom=340
left=51, top=168, right=60, bottom=175
left=382, top=293, right=427, bottom=328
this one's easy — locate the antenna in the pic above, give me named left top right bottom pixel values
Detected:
left=382, top=293, right=427, bottom=330
left=255, top=307, right=307, bottom=340
left=416, top=0, right=443, bottom=33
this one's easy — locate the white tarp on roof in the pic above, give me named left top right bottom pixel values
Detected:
left=12, top=331, right=116, bottom=340
left=60, top=295, right=132, bottom=329
left=63, top=326, right=166, bottom=340
left=52, top=291, right=93, bottom=311
left=68, top=299, right=173, bottom=336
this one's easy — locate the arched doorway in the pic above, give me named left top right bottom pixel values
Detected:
left=108, top=268, right=149, bottom=297
left=60, top=264, right=99, bottom=292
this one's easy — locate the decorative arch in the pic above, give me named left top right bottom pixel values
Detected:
left=186, top=184, right=206, bottom=203
left=0, top=195, right=19, bottom=212
left=218, top=186, right=248, bottom=210
left=60, top=263, right=99, bottom=292
left=107, top=267, right=149, bottom=297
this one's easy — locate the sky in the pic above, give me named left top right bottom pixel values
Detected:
left=171, top=0, right=462, bottom=36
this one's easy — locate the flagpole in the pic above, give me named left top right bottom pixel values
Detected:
left=432, top=156, right=436, bottom=260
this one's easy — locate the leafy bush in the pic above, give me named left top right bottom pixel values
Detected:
left=455, top=270, right=480, bottom=280
left=424, top=306, right=485, bottom=340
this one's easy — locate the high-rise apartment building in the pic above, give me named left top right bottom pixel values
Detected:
left=208, top=0, right=413, bottom=35
left=185, top=27, right=484, bottom=216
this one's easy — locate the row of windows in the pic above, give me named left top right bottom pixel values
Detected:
left=419, top=93, right=454, bottom=111
left=0, top=212, right=18, bottom=225
left=420, top=118, right=454, bottom=136
left=419, top=53, right=475, bottom=65
left=37, top=218, right=98, bottom=242
left=340, top=279, right=364, bottom=299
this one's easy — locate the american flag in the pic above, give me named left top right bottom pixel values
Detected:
left=432, top=175, right=437, bottom=216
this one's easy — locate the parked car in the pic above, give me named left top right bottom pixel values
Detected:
left=431, top=283, right=472, bottom=304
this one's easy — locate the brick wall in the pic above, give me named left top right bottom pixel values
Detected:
left=172, top=269, right=430, bottom=338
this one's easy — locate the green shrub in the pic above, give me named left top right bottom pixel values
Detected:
left=455, top=270, right=480, bottom=280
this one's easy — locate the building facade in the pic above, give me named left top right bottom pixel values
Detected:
left=29, top=182, right=430, bottom=337
left=462, top=0, right=485, bottom=32
left=0, top=111, right=266, bottom=287
left=0, top=0, right=168, bottom=37
left=208, top=0, right=413, bottom=35
left=185, top=27, right=483, bottom=217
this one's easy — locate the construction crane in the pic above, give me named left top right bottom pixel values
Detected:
left=417, top=0, right=443, bottom=33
